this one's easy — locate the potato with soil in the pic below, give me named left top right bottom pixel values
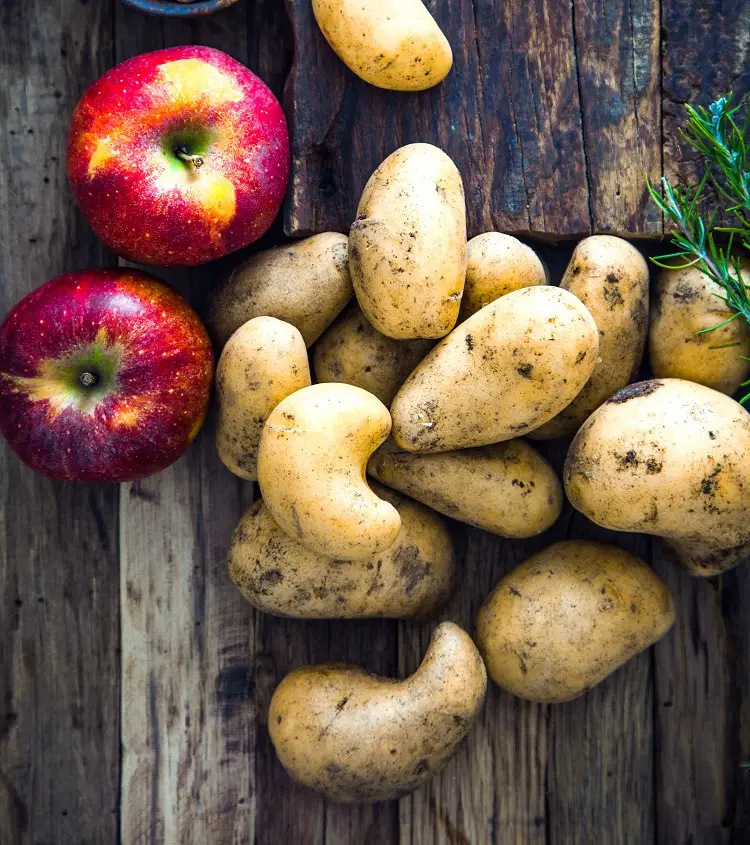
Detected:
left=312, top=0, right=453, bottom=92
left=390, top=286, right=598, bottom=451
left=229, top=483, right=455, bottom=619
left=649, top=262, right=750, bottom=395
left=215, top=317, right=311, bottom=480
left=459, top=233, right=547, bottom=321
left=564, top=378, right=750, bottom=576
left=349, top=144, right=467, bottom=339
left=531, top=235, right=650, bottom=439
left=206, top=233, right=352, bottom=348
left=257, top=383, right=400, bottom=561
left=368, top=438, right=562, bottom=538
left=476, top=540, right=675, bottom=703
left=313, top=302, right=434, bottom=405
left=269, top=621, right=486, bottom=801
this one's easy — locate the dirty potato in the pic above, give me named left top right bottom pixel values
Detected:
left=476, top=540, right=675, bottom=702
left=269, top=622, right=486, bottom=801
left=531, top=235, right=650, bottom=439
left=564, top=378, right=750, bottom=576
left=390, top=286, right=599, bottom=451
left=349, top=143, right=467, bottom=339
left=215, top=317, right=311, bottom=480
left=313, top=302, right=434, bottom=405
left=206, top=233, right=353, bottom=348
left=229, top=483, right=455, bottom=619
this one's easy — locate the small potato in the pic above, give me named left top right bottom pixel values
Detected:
left=313, top=302, right=434, bottom=405
left=649, top=262, right=750, bottom=395
left=459, top=233, right=547, bottom=321
left=390, top=286, right=599, bottom=452
left=368, top=438, right=562, bottom=538
left=476, top=540, right=675, bottom=703
left=269, top=621, right=486, bottom=802
left=215, top=317, right=311, bottom=480
left=312, top=0, right=453, bottom=92
left=206, top=233, right=353, bottom=348
left=349, top=144, right=467, bottom=339
left=229, top=484, right=455, bottom=619
left=257, top=383, right=400, bottom=561
left=531, top=235, right=650, bottom=439
left=565, top=378, right=750, bottom=576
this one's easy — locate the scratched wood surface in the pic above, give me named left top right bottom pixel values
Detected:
left=1, top=1, right=749, bottom=844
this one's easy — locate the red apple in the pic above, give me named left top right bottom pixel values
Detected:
left=0, top=269, right=214, bottom=483
left=67, top=46, right=289, bottom=266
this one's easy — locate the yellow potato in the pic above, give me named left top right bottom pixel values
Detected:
left=368, top=438, right=562, bottom=538
left=257, top=383, right=400, bottom=561
left=229, top=484, right=455, bottom=619
left=206, top=233, right=353, bottom=348
left=311, top=0, right=453, bottom=92
left=313, top=302, right=434, bottom=405
left=565, top=378, right=750, bottom=576
left=459, top=233, right=547, bottom=321
left=476, top=540, right=675, bottom=703
left=531, top=235, right=650, bottom=439
left=649, top=262, right=750, bottom=395
left=269, top=622, right=486, bottom=802
left=215, top=317, right=311, bottom=480
left=390, top=286, right=599, bottom=451
left=349, top=144, right=467, bottom=339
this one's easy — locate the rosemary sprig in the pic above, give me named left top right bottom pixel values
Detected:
left=647, top=93, right=750, bottom=404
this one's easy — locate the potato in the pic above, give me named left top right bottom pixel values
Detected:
left=565, top=378, right=750, bottom=576
left=349, top=144, right=467, bottom=339
left=257, top=383, right=400, bottom=560
left=215, top=317, right=311, bottom=480
left=459, top=233, right=547, bottom=321
left=649, top=262, right=750, bottom=396
left=268, top=621, right=486, bottom=801
left=368, top=438, right=562, bottom=538
left=476, top=540, right=675, bottom=703
left=531, top=235, right=650, bottom=440
left=311, top=0, right=452, bottom=92
left=313, top=302, right=434, bottom=405
left=390, top=286, right=598, bottom=452
left=229, top=484, right=454, bottom=619
left=206, top=233, right=352, bottom=348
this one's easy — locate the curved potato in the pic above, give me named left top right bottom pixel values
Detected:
left=476, top=540, right=675, bottom=702
left=390, top=286, right=599, bottom=451
left=368, top=438, right=562, bottom=538
left=649, top=262, right=750, bottom=395
left=269, top=622, right=486, bottom=802
left=215, top=317, right=311, bottom=480
left=349, top=144, right=467, bottom=339
left=531, top=235, right=650, bottom=439
left=257, top=383, right=400, bottom=560
left=312, top=0, right=453, bottom=92
left=206, top=233, right=353, bottom=348
left=564, top=378, right=750, bottom=576
left=229, top=484, right=455, bottom=619
left=313, top=302, right=434, bottom=405
left=459, top=233, right=547, bottom=321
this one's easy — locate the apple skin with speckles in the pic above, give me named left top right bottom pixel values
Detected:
left=0, top=269, right=214, bottom=483
left=67, top=46, right=289, bottom=266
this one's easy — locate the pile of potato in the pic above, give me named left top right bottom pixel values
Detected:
left=207, top=143, right=750, bottom=803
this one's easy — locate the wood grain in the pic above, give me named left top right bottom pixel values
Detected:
left=0, top=1, right=120, bottom=844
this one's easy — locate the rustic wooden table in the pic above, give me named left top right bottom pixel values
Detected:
left=1, top=1, right=748, bottom=843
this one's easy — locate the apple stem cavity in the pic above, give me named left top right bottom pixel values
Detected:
left=79, top=371, right=99, bottom=388
left=175, top=146, right=204, bottom=169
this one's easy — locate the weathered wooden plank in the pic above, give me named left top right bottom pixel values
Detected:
left=652, top=542, right=750, bottom=845
left=284, top=0, right=592, bottom=240
left=573, top=0, right=662, bottom=235
left=0, top=1, right=120, bottom=844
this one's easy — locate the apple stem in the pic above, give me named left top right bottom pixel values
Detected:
left=79, top=372, right=98, bottom=388
left=175, top=146, right=204, bottom=169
